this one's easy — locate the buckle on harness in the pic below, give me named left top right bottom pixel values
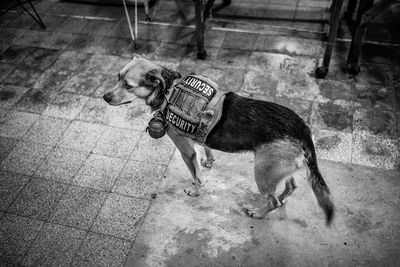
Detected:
left=196, top=110, right=214, bottom=139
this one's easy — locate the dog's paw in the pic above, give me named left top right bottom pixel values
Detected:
left=243, top=205, right=264, bottom=219
left=184, top=188, right=200, bottom=197
left=201, top=158, right=214, bottom=168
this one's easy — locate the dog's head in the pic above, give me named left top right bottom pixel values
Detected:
left=103, top=54, right=181, bottom=111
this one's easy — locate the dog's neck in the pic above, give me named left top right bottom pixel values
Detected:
left=147, top=67, right=181, bottom=112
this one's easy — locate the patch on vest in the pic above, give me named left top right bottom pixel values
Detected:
left=180, top=75, right=216, bottom=101
left=165, top=74, right=224, bottom=141
left=165, top=108, right=198, bottom=134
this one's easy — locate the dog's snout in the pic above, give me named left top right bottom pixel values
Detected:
left=103, top=92, right=113, bottom=102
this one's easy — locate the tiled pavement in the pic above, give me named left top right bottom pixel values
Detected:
left=0, top=0, right=399, bottom=266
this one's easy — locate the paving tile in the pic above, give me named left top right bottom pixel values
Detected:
left=33, top=67, right=74, bottom=91
left=0, top=12, right=19, bottom=27
left=13, top=88, right=50, bottom=114
left=33, top=51, right=92, bottom=91
left=0, top=28, right=26, bottom=52
left=0, top=62, right=16, bottom=82
left=354, top=63, right=392, bottom=86
left=77, top=97, right=111, bottom=125
left=67, top=34, right=105, bottom=54
left=72, top=154, right=126, bottom=191
left=295, top=6, right=329, bottom=20
left=361, top=43, right=400, bottom=65
left=84, top=54, right=120, bottom=73
left=248, top=52, right=290, bottom=72
left=204, top=29, right=227, bottom=48
left=275, top=96, right=313, bottom=124
left=278, top=55, right=317, bottom=76
left=69, top=2, right=102, bottom=16
left=0, top=171, right=30, bottom=211
left=352, top=131, right=400, bottom=170
left=0, top=137, right=18, bottom=163
left=2, top=65, right=42, bottom=87
left=55, top=17, right=89, bottom=34
left=22, top=223, right=86, bottom=267
left=92, top=193, right=150, bottom=240
left=242, top=70, right=278, bottom=99
left=53, top=50, right=92, bottom=73
left=12, top=29, right=49, bottom=47
left=221, top=31, right=258, bottom=50
left=63, top=71, right=110, bottom=96
left=163, top=26, right=196, bottom=45
left=50, top=186, right=107, bottom=230
left=23, top=116, right=71, bottom=145
left=311, top=102, right=354, bottom=133
left=0, top=45, right=60, bottom=71
left=80, top=19, right=115, bottom=36
left=0, top=213, right=43, bottom=264
left=39, top=1, right=80, bottom=15
left=100, top=37, right=136, bottom=57
left=106, top=100, right=153, bottom=130
left=40, top=32, right=76, bottom=50
left=35, top=146, right=88, bottom=183
left=0, top=140, right=53, bottom=176
left=317, top=79, right=355, bottom=104
left=353, top=108, right=397, bottom=137
left=0, top=85, right=29, bottom=109
left=180, top=46, right=219, bottom=69
left=43, top=92, right=88, bottom=120
left=135, top=23, right=170, bottom=42
left=254, top=35, right=323, bottom=56
left=91, top=73, right=118, bottom=98
left=130, top=134, right=175, bottom=165
left=0, top=110, right=39, bottom=138
left=204, top=67, right=245, bottom=93
left=95, top=5, right=123, bottom=18
left=29, top=14, right=67, bottom=31
left=213, top=48, right=251, bottom=69
left=72, top=232, right=131, bottom=267
left=153, top=43, right=188, bottom=63
left=7, top=13, right=36, bottom=29
left=106, top=19, right=132, bottom=39
left=7, top=177, right=67, bottom=220
left=314, top=129, right=352, bottom=164
left=113, top=161, right=166, bottom=199
left=354, top=81, right=395, bottom=111
left=276, top=74, right=319, bottom=101
left=264, top=4, right=296, bottom=19
left=93, top=127, right=141, bottom=159
left=58, top=121, right=106, bottom=152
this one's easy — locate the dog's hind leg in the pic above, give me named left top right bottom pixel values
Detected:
left=201, top=147, right=215, bottom=168
left=244, top=140, right=301, bottom=219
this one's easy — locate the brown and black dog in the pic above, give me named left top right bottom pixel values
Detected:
left=103, top=55, right=334, bottom=225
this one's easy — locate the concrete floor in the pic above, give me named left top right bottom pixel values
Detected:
left=127, top=149, right=400, bottom=266
left=0, top=0, right=399, bottom=266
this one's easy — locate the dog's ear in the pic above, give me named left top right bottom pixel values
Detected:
left=160, top=67, right=182, bottom=90
left=145, top=69, right=165, bottom=90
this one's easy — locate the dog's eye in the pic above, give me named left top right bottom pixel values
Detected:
left=123, top=79, right=133, bottom=89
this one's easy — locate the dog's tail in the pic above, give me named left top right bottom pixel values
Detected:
left=303, top=133, right=334, bottom=225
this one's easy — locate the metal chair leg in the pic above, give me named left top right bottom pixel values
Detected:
left=16, top=0, right=46, bottom=29
left=315, top=0, right=345, bottom=78
left=195, top=0, right=207, bottom=59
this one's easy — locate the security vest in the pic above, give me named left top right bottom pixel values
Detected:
left=162, top=75, right=226, bottom=144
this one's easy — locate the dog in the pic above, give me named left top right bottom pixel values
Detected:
left=103, top=55, right=334, bottom=225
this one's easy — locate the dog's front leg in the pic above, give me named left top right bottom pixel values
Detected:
left=168, top=131, right=202, bottom=197
left=201, top=147, right=215, bottom=168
